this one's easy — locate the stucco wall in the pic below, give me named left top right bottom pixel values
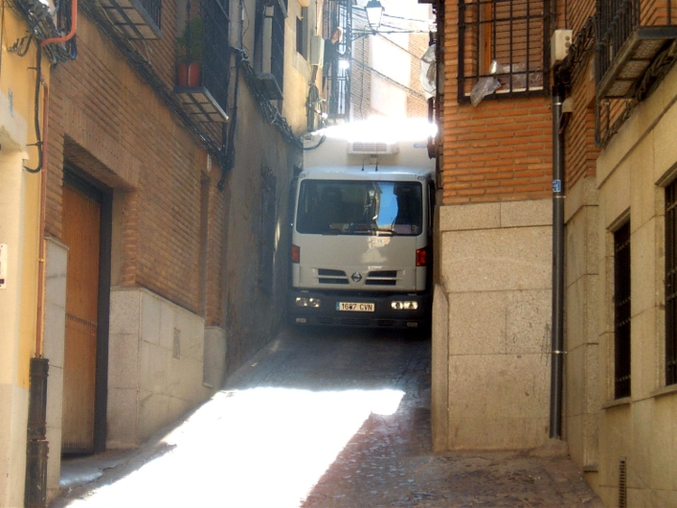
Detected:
left=219, top=82, right=298, bottom=375
left=432, top=199, right=552, bottom=450
left=0, top=42, right=32, bottom=505
left=563, top=175, right=600, bottom=490
left=591, top=60, right=677, bottom=507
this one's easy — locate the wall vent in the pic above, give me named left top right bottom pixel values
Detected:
left=348, top=141, right=399, bottom=155
left=619, top=458, right=627, bottom=508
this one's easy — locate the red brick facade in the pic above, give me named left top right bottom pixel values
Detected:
left=440, top=3, right=553, bottom=205
left=45, top=11, right=226, bottom=324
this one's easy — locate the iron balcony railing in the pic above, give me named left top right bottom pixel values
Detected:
left=594, top=0, right=677, bottom=145
left=97, top=0, right=162, bottom=39
left=324, top=0, right=351, bottom=120
left=175, top=0, right=230, bottom=123
left=595, top=0, right=677, bottom=99
left=595, top=0, right=640, bottom=92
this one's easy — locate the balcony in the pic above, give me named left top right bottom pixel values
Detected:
left=174, top=0, right=230, bottom=124
left=98, top=0, right=162, bottom=39
left=596, top=0, right=677, bottom=99
left=324, top=0, right=350, bottom=122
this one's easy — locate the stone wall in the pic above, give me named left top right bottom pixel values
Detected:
left=107, top=287, right=226, bottom=448
left=432, top=199, right=552, bottom=450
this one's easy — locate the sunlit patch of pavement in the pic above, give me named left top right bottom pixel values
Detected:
left=58, top=387, right=404, bottom=508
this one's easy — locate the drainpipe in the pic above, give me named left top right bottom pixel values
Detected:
left=25, top=50, right=51, bottom=508
left=549, top=82, right=566, bottom=439
left=25, top=6, right=78, bottom=504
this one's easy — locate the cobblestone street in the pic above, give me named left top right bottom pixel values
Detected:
left=53, top=327, right=602, bottom=507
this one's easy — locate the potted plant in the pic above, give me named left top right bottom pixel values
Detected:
left=177, top=16, right=203, bottom=87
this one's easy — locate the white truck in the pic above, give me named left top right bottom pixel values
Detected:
left=288, top=124, right=436, bottom=329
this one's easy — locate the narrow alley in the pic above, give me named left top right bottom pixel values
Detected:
left=52, top=328, right=601, bottom=508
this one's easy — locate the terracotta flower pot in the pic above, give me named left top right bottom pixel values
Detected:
left=177, top=63, right=201, bottom=87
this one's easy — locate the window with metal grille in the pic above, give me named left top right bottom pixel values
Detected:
left=253, top=0, right=286, bottom=98
left=665, top=181, right=677, bottom=385
left=457, top=0, right=549, bottom=104
left=139, top=0, right=163, bottom=29
left=258, top=166, right=277, bottom=293
left=614, top=221, right=631, bottom=399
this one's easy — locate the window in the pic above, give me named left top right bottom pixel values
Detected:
left=614, top=221, right=631, bottom=399
left=457, top=0, right=548, bottom=103
left=254, top=0, right=287, bottom=99
left=665, top=182, right=677, bottom=385
left=296, top=180, right=423, bottom=236
left=296, top=7, right=308, bottom=58
left=259, top=166, right=277, bottom=292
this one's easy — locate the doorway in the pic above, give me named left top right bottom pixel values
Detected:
left=61, top=169, right=111, bottom=454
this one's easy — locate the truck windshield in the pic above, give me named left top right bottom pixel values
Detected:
left=296, top=180, right=423, bottom=236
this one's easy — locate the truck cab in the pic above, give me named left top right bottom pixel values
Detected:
left=288, top=127, right=435, bottom=329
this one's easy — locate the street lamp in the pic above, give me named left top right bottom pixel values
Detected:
left=364, top=0, right=384, bottom=33
left=348, top=0, right=426, bottom=41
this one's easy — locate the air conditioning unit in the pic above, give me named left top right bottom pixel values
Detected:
left=348, top=141, right=399, bottom=155
left=256, top=73, right=283, bottom=100
left=309, top=35, right=324, bottom=66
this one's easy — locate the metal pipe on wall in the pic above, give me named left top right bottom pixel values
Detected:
left=549, top=84, right=566, bottom=439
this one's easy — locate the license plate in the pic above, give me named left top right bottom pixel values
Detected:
left=337, top=302, right=375, bottom=312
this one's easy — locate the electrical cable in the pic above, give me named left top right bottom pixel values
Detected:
left=217, top=47, right=242, bottom=190
left=302, top=134, right=326, bottom=151
left=372, top=30, right=426, bottom=58
left=352, top=58, right=426, bottom=99
left=24, top=44, right=43, bottom=173
left=10, top=0, right=74, bottom=63
left=8, top=34, right=33, bottom=56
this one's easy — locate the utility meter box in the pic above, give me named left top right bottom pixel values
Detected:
left=551, top=29, right=573, bottom=66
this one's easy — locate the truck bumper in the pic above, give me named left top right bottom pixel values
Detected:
left=287, top=289, right=432, bottom=329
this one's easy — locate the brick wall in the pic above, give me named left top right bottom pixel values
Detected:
left=45, top=10, right=226, bottom=323
left=350, top=33, right=429, bottom=120
left=441, top=1, right=553, bottom=205
left=407, top=32, right=430, bottom=118
left=351, top=37, right=372, bottom=120
left=561, top=0, right=598, bottom=191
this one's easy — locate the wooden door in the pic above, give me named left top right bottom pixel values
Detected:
left=61, top=178, right=101, bottom=454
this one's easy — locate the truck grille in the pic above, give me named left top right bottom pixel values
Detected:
left=365, top=270, right=398, bottom=286
left=317, top=269, right=400, bottom=286
left=317, top=269, right=349, bottom=284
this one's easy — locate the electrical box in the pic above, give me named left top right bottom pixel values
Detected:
left=551, top=29, right=573, bottom=66
left=309, top=35, right=324, bottom=67
left=0, top=244, right=7, bottom=289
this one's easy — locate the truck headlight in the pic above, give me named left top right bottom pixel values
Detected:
left=391, top=301, right=418, bottom=310
left=295, top=297, right=321, bottom=308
